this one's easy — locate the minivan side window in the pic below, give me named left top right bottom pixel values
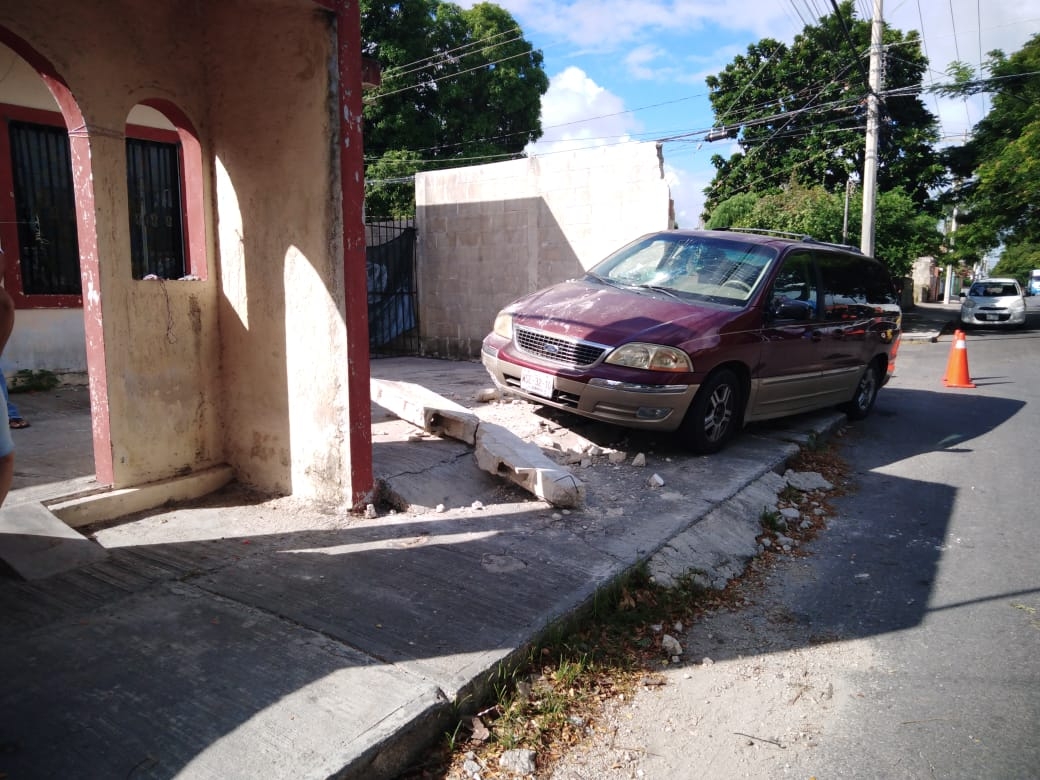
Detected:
left=817, top=251, right=896, bottom=322
left=770, top=251, right=817, bottom=321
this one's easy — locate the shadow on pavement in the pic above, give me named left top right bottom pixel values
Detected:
left=684, top=385, right=1028, bottom=665
left=0, top=365, right=1028, bottom=777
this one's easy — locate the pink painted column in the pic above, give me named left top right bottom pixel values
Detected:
left=335, top=0, right=374, bottom=507
left=64, top=129, right=113, bottom=485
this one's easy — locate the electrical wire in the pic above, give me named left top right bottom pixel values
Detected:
left=363, top=3, right=1032, bottom=205
left=380, top=28, right=527, bottom=81
left=367, top=46, right=542, bottom=101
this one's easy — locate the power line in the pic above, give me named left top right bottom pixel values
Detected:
left=366, top=46, right=541, bottom=101
left=380, top=28, right=526, bottom=81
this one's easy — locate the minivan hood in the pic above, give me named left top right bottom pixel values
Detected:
left=506, top=277, right=740, bottom=346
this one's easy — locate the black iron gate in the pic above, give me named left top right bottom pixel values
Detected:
left=365, top=219, right=418, bottom=355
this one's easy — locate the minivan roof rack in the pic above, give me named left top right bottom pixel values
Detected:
left=802, top=237, right=864, bottom=254
left=711, top=227, right=864, bottom=254
left=711, top=227, right=813, bottom=241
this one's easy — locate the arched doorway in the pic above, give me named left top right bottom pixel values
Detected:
left=0, top=31, right=106, bottom=492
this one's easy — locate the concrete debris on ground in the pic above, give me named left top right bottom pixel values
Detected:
left=372, top=376, right=584, bottom=508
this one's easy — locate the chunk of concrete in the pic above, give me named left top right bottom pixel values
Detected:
left=474, top=422, right=585, bottom=508
left=0, top=501, right=108, bottom=580
left=371, top=378, right=479, bottom=445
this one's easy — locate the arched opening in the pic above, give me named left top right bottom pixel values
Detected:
left=0, top=29, right=106, bottom=488
left=124, top=100, right=207, bottom=283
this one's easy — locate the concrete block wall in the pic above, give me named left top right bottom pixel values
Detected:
left=414, top=142, right=673, bottom=358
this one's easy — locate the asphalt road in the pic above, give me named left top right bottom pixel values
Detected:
left=778, top=300, right=1040, bottom=777
left=548, top=299, right=1040, bottom=779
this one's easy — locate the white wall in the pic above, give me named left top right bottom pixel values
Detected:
left=415, top=142, right=673, bottom=358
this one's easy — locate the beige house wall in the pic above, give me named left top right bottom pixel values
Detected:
left=414, top=142, right=673, bottom=358
left=1, top=1, right=358, bottom=504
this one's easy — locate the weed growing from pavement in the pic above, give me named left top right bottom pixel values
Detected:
left=399, top=441, right=851, bottom=779
left=9, top=369, right=59, bottom=393
left=760, top=507, right=785, bottom=532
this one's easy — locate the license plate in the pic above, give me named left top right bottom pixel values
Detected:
left=520, top=367, right=555, bottom=398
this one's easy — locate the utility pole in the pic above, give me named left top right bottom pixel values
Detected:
left=860, top=0, right=883, bottom=256
left=842, top=176, right=853, bottom=244
left=944, top=204, right=957, bottom=303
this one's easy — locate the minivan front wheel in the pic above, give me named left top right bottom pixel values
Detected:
left=841, top=362, right=881, bottom=420
left=680, top=369, right=742, bottom=454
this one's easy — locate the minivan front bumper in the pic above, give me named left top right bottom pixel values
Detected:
left=481, top=341, right=698, bottom=431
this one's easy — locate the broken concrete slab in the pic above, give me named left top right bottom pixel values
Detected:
left=474, top=422, right=585, bottom=508
left=0, top=501, right=108, bottom=580
left=371, top=378, right=479, bottom=445
left=372, top=377, right=583, bottom=508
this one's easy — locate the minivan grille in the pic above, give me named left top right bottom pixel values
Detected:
left=515, top=326, right=606, bottom=367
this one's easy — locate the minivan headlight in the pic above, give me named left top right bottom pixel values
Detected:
left=605, top=343, right=692, bottom=372
left=493, top=311, right=513, bottom=339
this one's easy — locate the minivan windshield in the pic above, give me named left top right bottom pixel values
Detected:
left=588, top=233, right=777, bottom=306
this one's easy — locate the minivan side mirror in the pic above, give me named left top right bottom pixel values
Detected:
left=772, top=299, right=814, bottom=321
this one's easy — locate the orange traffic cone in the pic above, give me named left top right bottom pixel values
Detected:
left=943, top=329, right=976, bottom=388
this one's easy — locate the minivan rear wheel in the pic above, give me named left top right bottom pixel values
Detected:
left=680, top=368, right=742, bottom=454
left=841, top=361, right=881, bottom=420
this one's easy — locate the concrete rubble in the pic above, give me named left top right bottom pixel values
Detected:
left=371, top=376, right=585, bottom=508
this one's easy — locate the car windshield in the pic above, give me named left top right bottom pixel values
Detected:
left=588, top=234, right=777, bottom=306
left=970, top=282, right=1019, bottom=297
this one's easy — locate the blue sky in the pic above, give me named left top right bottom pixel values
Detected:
left=465, top=0, right=1040, bottom=226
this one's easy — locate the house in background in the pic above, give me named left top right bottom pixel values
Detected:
left=0, top=0, right=375, bottom=511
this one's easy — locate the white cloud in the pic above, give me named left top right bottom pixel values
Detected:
left=623, top=45, right=668, bottom=80
left=526, top=66, right=642, bottom=154
left=488, top=0, right=803, bottom=50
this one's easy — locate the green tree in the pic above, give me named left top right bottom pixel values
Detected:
left=702, top=1, right=943, bottom=220
left=361, top=0, right=549, bottom=218
left=990, top=243, right=1040, bottom=286
left=707, top=183, right=941, bottom=277
left=939, top=33, right=1040, bottom=260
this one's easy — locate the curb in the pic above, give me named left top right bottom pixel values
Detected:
left=351, top=412, right=848, bottom=777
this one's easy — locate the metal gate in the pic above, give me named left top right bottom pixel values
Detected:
left=365, top=219, right=418, bottom=355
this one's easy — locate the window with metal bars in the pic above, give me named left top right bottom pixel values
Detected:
left=125, top=137, right=185, bottom=280
left=6, top=119, right=189, bottom=296
left=8, top=120, right=81, bottom=296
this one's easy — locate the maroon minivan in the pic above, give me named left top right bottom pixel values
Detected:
left=481, top=228, right=902, bottom=453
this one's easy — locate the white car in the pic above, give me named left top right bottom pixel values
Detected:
left=959, top=277, right=1027, bottom=328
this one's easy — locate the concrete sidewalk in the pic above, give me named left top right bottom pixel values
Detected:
left=899, top=300, right=959, bottom=342
left=0, top=309, right=954, bottom=779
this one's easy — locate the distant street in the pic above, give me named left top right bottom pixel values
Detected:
left=550, top=298, right=1040, bottom=779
